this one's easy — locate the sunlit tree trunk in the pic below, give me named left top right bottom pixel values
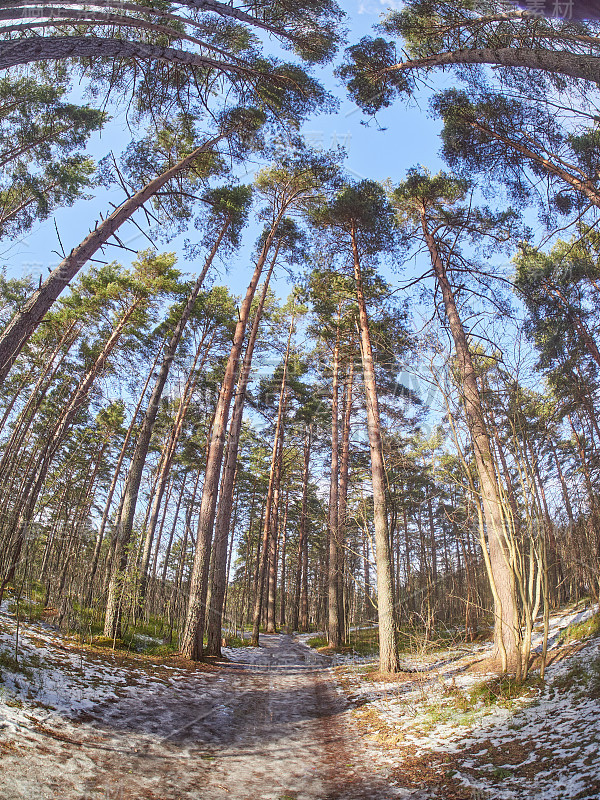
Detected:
left=338, top=361, right=353, bottom=641
left=278, top=493, right=289, bottom=629
left=205, top=254, right=277, bottom=655
left=250, top=308, right=295, bottom=646
left=182, top=212, right=287, bottom=659
left=327, top=314, right=341, bottom=647
left=104, top=224, right=226, bottom=639
left=420, top=211, right=518, bottom=669
left=292, top=424, right=312, bottom=632
left=351, top=222, right=400, bottom=673
left=138, top=329, right=215, bottom=607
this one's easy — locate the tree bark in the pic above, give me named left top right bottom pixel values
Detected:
left=205, top=254, right=277, bottom=655
left=181, top=210, right=287, bottom=660
left=0, top=35, right=242, bottom=75
left=278, top=493, right=289, bottom=630
left=292, top=424, right=312, bottom=632
left=137, top=327, right=213, bottom=606
left=337, top=362, right=353, bottom=641
left=104, top=224, right=226, bottom=638
left=421, top=210, right=518, bottom=669
left=250, top=307, right=295, bottom=646
left=385, top=46, right=600, bottom=88
left=266, top=433, right=283, bottom=634
left=351, top=222, right=400, bottom=673
left=327, top=314, right=341, bottom=648
left=0, top=130, right=229, bottom=385
left=86, top=342, right=165, bottom=604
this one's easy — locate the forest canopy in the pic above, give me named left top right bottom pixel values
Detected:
left=0, top=0, right=599, bottom=683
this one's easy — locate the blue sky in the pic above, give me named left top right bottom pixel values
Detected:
left=3, top=0, right=452, bottom=301
left=0, top=1, right=551, bottom=483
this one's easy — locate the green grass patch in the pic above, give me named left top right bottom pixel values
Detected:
left=558, top=612, right=600, bottom=644
left=306, top=635, right=328, bottom=649
left=466, top=674, right=544, bottom=709
left=7, top=600, right=45, bottom=623
left=491, top=766, right=513, bottom=780
left=410, top=673, right=544, bottom=735
left=89, top=631, right=178, bottom=656
left=0, top=647, right=41, bottom=679
left=224, top=636, right=253, bottom=649
left=307, top=623, right=481, bottom=658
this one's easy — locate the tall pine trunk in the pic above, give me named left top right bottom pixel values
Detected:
left=421, top=211, right=518, bottom=669
left=327, top=314, right=341, bottom=647
left=351, top=223, right=400, bottom=673
left=205, top=255, right=277, bottom=655
left=250, top=308, right=295, bottom=646
left=292, top=424, right=312, bottom=632
left=181, top=210, right=287, bottom=659
left=86, top=342, right=165, bottom=605
left=338, top=361, right=354, bottom=641
left=137, top=329, right=214, bottom=607
left=104, top=224, right=227, bottom=638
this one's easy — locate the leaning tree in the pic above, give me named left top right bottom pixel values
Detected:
left=0, top=0, right=343, bottom=384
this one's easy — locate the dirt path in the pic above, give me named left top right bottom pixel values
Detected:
left=0, top=633, right=412, bottom=800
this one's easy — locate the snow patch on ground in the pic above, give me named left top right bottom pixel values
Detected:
left=294, top=630, right=378, bottom=666
left=336, top=602, right=600, bottom=799
left=1, top=603, right=598, bottom=799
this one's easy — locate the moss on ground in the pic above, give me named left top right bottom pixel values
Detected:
left=558, top=612, right=600, bottom=644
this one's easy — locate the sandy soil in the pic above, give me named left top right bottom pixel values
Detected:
left=2, top=606, right=598, bottom=800
left=337, top=605, right=600, bottom=800
left=0, top=630, right=416, bottom=800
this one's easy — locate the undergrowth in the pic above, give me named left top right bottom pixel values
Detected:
left=551, top=652, right=600, bottom=699
left=308, top=623, right=483, bottom=659
left=0, top=647, right=41, bottom=679
left=89, top=631, right=178, bottom=656
left=224, top=636, right=253, bottom=648
left=402, top=673, right=546, bottom=735
left=7, top=600, right=45, bottom=623
left=557, top=612, right=600, bottom=644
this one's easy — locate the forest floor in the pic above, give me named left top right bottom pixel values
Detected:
left=333, top=603, right=600, bottom=800
left=0, top=603, right=598, bottom=800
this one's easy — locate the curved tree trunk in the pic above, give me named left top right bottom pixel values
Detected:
left=0, top=0, right=300, bottom=72
left=385, top=46, right=600, bottom=87
left=351, top=223, right=400, bottom=674
left=0, top=130, right=229, bottom=386
left=420, top=210, right=518, bottom=670
left=0, top=36, right=238, bottom=77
